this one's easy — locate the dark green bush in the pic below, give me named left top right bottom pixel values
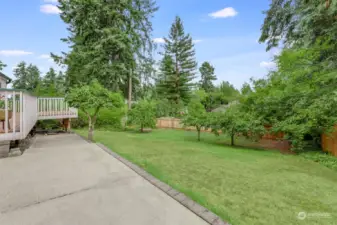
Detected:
left=301, top=152, right=337, bottom=172
left=36, top=120, right=62, bottom=130
left=72, top=110, right=87, bottom=128
left=72, top=108, right=125, bottom=129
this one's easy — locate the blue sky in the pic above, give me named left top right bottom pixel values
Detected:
left=0, top=0, right=278, bottom=89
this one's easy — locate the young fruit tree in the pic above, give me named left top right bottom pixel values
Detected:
left=66, top=80, right=124, bottom=141
left=210, top=105, right=264, bottom=146
left=128, top=100, right=156, bottom=132
left=183, top=99, right=207, bottom=141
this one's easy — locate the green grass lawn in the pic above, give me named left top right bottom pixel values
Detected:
left=76, top=129, right=337, bottom=225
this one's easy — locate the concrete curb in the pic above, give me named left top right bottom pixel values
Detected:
left=95, top=142, right=231, bottom=225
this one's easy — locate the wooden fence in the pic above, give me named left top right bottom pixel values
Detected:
left=321, top=127, right=337, bottom=156
left=156, top=117, right=184, bottom=129
left=156, top=118, right=291, bottom=153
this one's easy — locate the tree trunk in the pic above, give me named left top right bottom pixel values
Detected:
left=231, top=133, right=235, bottom=146
left=88, top=125, right=94, bottom=141
left=140, top=124, right=144, bottom=133
left=197, top=128, right=201, bottom=141
left=88, top=116, right=94, bottom=141
left=128, top=69, right=132, bottom=110
left=326, top=0, right=330, bottom=9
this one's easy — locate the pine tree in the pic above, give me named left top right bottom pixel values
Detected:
left=56, top=71, right=66, bottom=94
left=156, top=54, right=174, bottom=96
left=159, top=16, right=197, bottom=111
left=0, top=60, right=6, bottom=71
left=56, top=0, right=158, bottom=96
left=199, top=62, right=216, bottom=92
left=44, top=68, right=57, bottom=87
left=13, top=62, right=40, bottom=91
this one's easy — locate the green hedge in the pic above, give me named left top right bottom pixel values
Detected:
left=72, top=108, right=125, bottom=129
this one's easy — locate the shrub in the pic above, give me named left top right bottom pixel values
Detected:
left=128, top=100, right=156, bottom=132
left=72, top=108, right=125, bottom=129
left=301, top=152, right=337, bottom=172
left=36, top=120, right=61, bottom=130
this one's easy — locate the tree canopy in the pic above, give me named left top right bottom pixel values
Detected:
left=242, top=41, right=337, bottom=151
left=259, top=0, right=337, bottom=51
left=199, top=62, right=217, bottom=92
left=66, top=80, right=124, bottom=140
left=128, top=100, right=156, bottom=132
left=13, top=62, right=40, bottom=92
left=183, top=99, right=207, bottom=141
left=55, top=0, right=158, bottom=98
left=0, top=60, right=6, bottom=71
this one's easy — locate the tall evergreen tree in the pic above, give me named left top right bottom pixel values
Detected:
left=259, top=0, right=337, bottom=65
left=241, top=82, right=253, bottom=96
left=55, top=0, right=158, bottom=97
left=159, top=16, right=197, bottom=110
left=56, top=71, right=66, bottom=94
left=156, top=54, right=174, bottom=96
left=199, top=62, right=216, bottom=92
left=44, top=68, right=57, bottom=87
left=0, top=60, right=6, bottom=71
left=13, top=62, right=40, bottom=91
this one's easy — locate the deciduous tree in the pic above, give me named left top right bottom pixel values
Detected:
left=210, top=105, right=264, bottom=146
left=242, top=41, right=337, bottom=151
left=128, top=100, right=156, bottom=132
left=183, top=99, right=207, bottom=141
left=66, top=80, right=124, bottom=141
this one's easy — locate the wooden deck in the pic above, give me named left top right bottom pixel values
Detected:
left=0, top=90, right=77, bottom=141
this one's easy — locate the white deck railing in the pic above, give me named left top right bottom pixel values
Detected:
left=0, top=90, right=77, bottom=142
left=38, top=98, right=78, bottom=120
left=0, top=90, right=23, bottom=141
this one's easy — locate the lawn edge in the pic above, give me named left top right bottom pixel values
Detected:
left=86, top=138, right=231, bottom=225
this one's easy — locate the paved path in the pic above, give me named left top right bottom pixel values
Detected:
left=0, top=134, right=208, bottom=225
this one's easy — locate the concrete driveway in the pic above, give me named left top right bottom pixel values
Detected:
left=0, top=134, right=208, bottom=225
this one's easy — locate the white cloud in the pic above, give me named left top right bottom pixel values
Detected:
left=271, top=48, right=281, bottom=56
left=40, top=4, right=61, bottom=14
left=260, top=61, right=276, bottom=69
left=209, top=7, right=238, bottom=19
left=39, top=54, right=51, bottom=59
left=39, top=54, right=54, bottom=63
left=153, top=38, right=165, bottom=44
left=44, top=0, right=58, bottom=3
left=0, top=50, right=33, bottom=56
left=193, top=39, right=203, bottom=44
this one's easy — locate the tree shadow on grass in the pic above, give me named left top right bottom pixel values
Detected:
left=183, top=132, right=274, bottom=153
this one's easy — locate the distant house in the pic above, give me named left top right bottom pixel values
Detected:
left=0, top=72, right=11, bottom=88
